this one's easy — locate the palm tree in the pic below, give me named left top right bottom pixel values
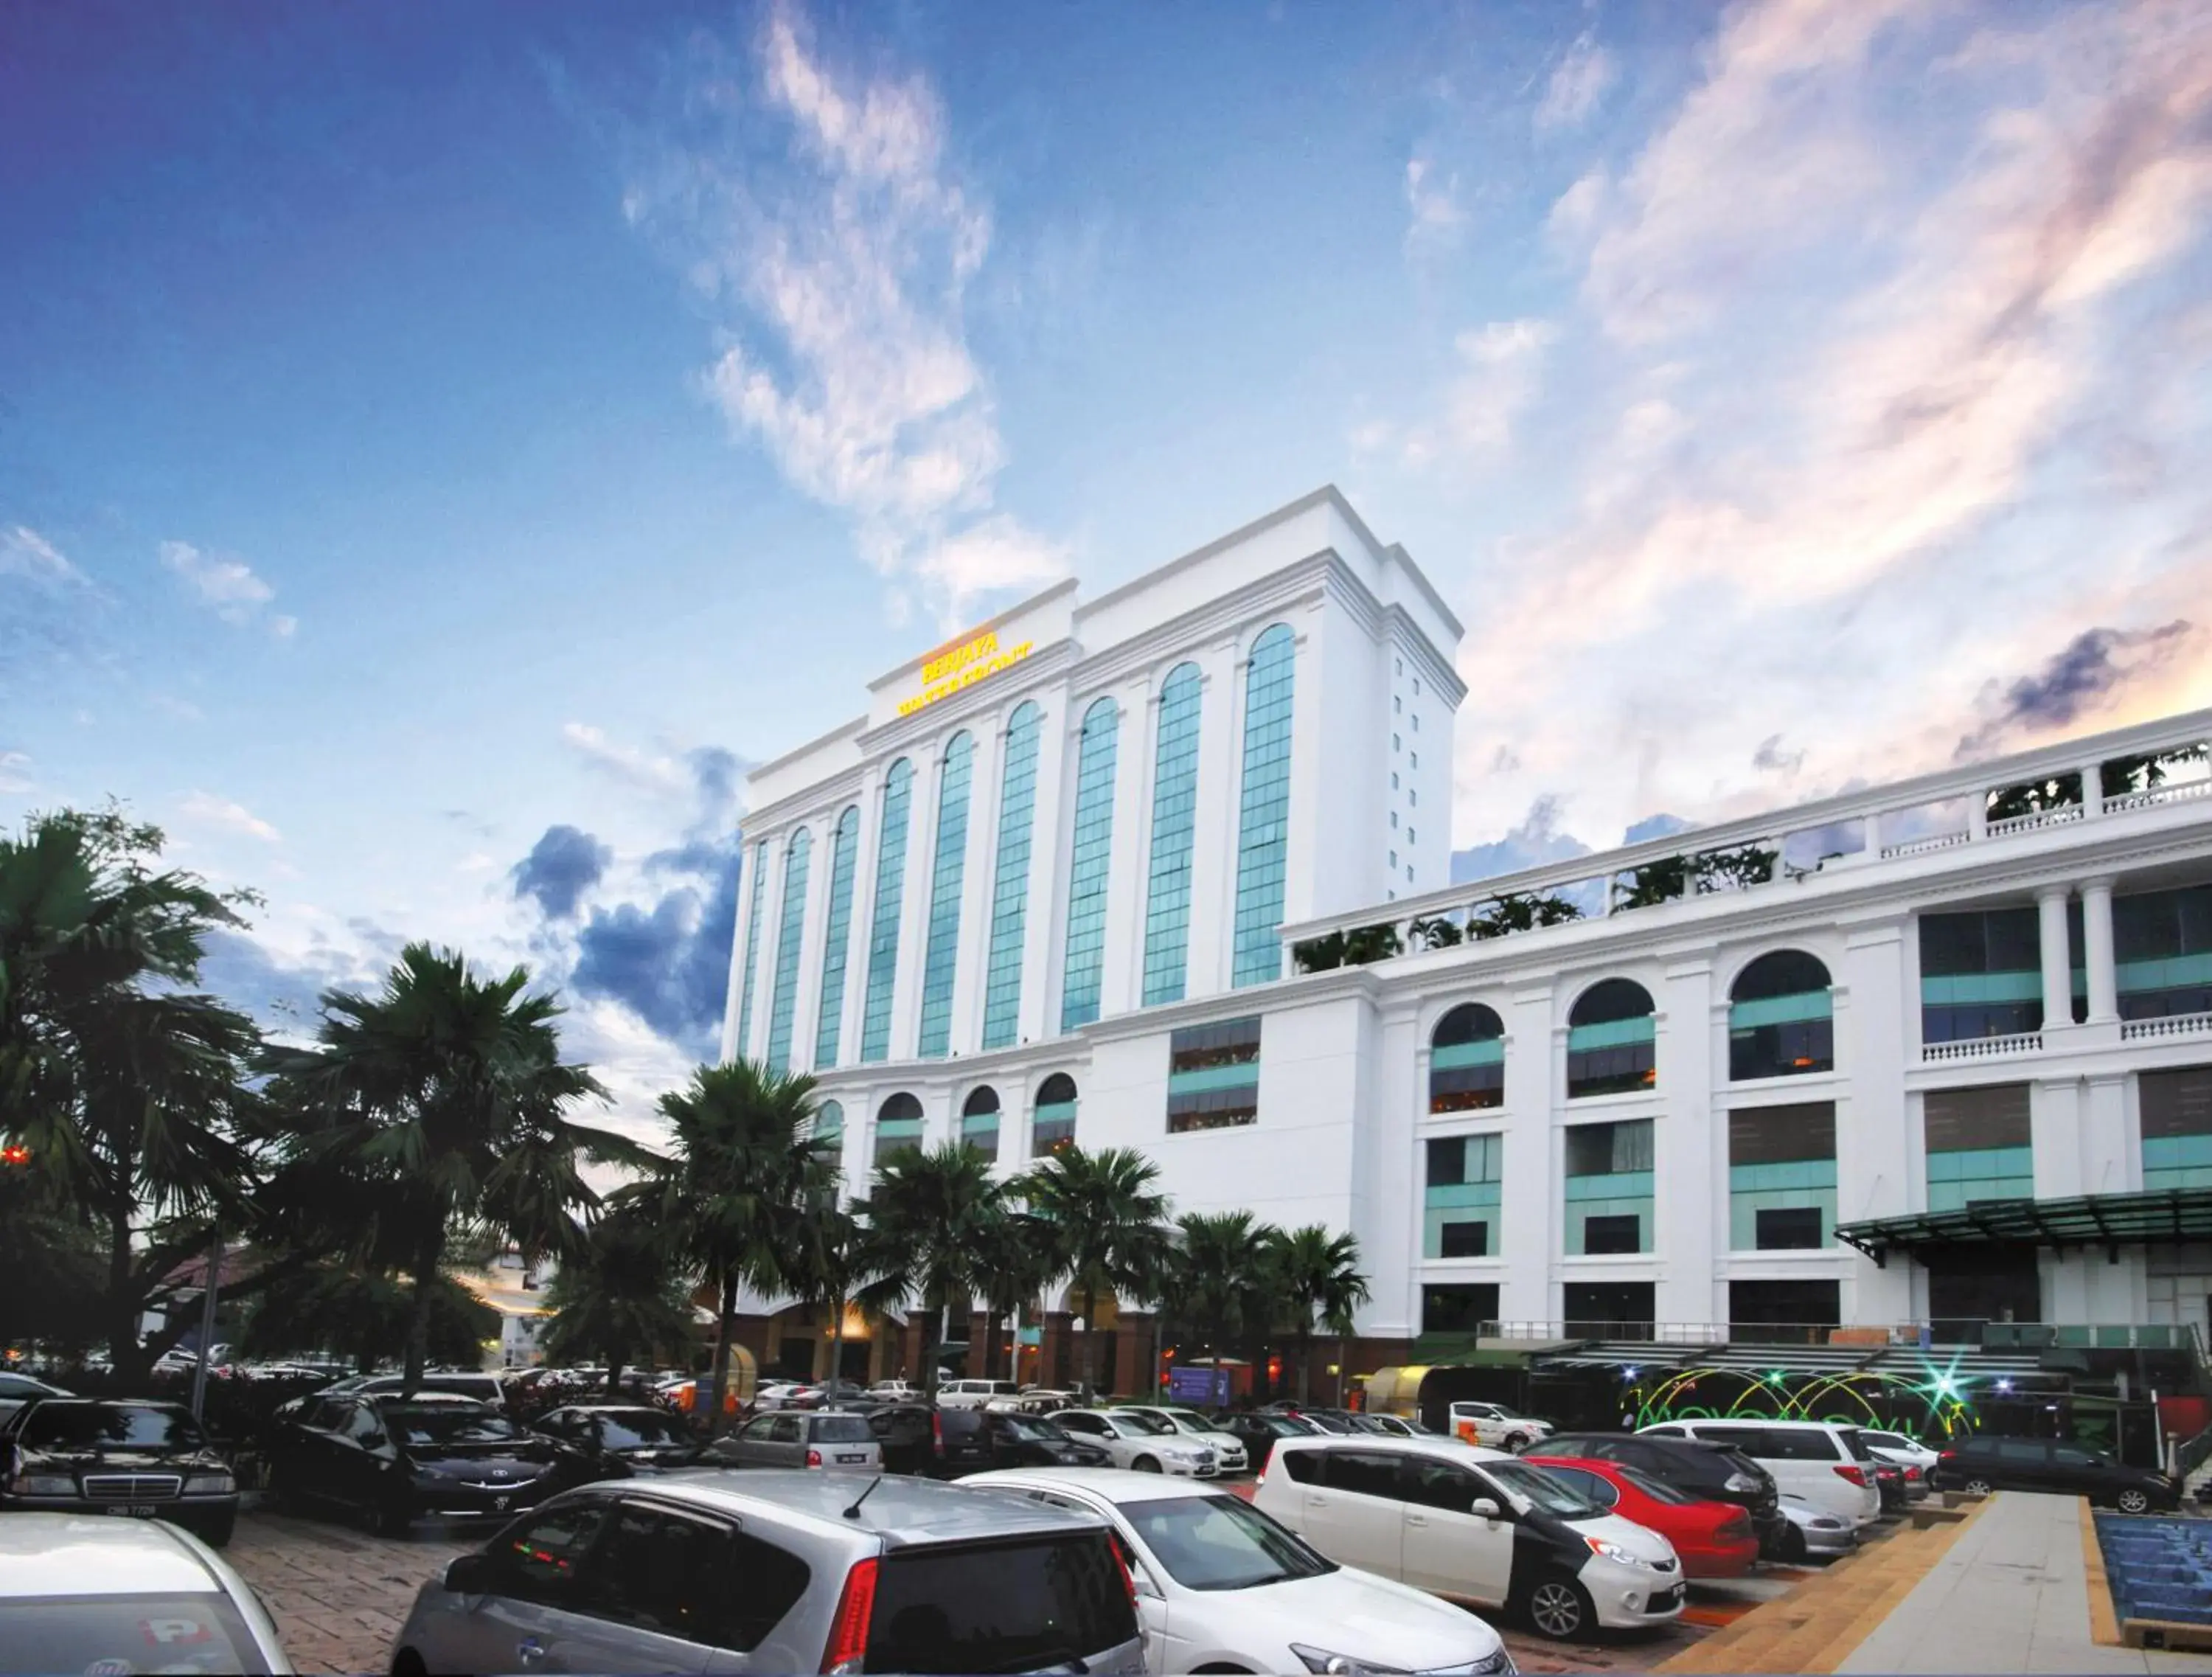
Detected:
left=1172, top=1210, right=1271, bottom=1403
left=1267, top=1224, right=1371, bottom=1405
left=1023, top=1146, right=1169, bottom=1399
left=855, top=1142, right=1005, bottom=1403
left=784, top=1200, right=872, bottom=1386
left=260, top=943, right=639, bottom=1394
left=621, top=1058, right=832, bottom=1431
left=973, top=1206, right=1063, bottom=1383
left=540, top=1208, right=696, bottom=1395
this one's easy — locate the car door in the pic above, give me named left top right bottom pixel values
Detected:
left=1301, top=1448, right=1408, bottom=1577
left=451, top=1501, right=624, bottom=1676
left=726, top=1414, right=783, bottom=1468
left=1399, top=1454, right=1514, bottom=1605
left=1992, top=1439, right=2056, bottom=1490
left=2048, top=1443, right=2104, bottom=1497
left=298, top=1399, right=365, bottom=1508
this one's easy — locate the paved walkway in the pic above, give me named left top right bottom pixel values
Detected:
left=1839, top=1493, right=2212, bottom=1676
left=226, top=1510, right=467, bottom=1675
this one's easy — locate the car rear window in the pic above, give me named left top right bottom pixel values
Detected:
left=1838, top=1428, right=1874, bottom=1462
left=812, top=1414, right=872, bottom=1442
left=3, top=1593, right=269, bottom=1676
left=22, top=1405, right=204, bottom=1451
left=868, top=1534, right=1137, bottom=1675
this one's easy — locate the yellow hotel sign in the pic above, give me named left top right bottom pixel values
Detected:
left=899, top=628, right=1035, bottom=717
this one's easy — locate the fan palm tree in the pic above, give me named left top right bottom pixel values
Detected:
left=1023, top=1146, right=1169, bottom=1399
left=1267, top=1223, right=1371, bottom=1405
left=783, top=1200, right=872, bottom=1386
left=973, top=1206, right=1063, bottom=1383
left=1171, top=1209, right=1272, bottom=1402
left=541, top=1208, right=696, bottom=1395
left=260, top=943, right=639, bottom=1394
left=854, top=1142, right=1005, bottom=1403
left=619, top=1058, right=832, bottom=1431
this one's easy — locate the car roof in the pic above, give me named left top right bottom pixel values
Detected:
left=549, top=1403, right=668, bottom=1416
left=1271, top=1434, right=1509, bottom=1464
left=18, top=1396, right=185, bottom=1414
left=964, top=1466, right=1245, bottom=1505
left=366, top=1390, right=491, bottom=1406
left=0, top=1515, right=225, bottom=1597
left=579, top=1469, right=1107, bottom=1548
left=1668, top=1417, right=1854, bottom=1431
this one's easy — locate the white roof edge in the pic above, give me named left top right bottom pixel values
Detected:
left=864, top=576, right=1082, bottom=696
left=745, top=714, right=867, bottom=788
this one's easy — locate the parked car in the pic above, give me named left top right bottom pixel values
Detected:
left=858, top=1402, right=937, bottom=1475
left=387, top=1472, right=1147, bottom=1676
left=965, top=1466, right=1515, bottom=1676
left=1053, top=1409, right=1217, bottom=1476
left=0, top=1398, right=239, bottom=1547
left=1213, top=1410, right=1321, bottom=1471
left=1447, top=1400, right=1555, bottom=1453
left=1638, top=1420, right=1881, bottom=1529
left=264, top=1392, right=591, bottom=1534
left=1860, top=1429, right=1938, bottom=1503
left=867, top=1378, right=921, bottom=1401
left=1253, top=1435, right=1684, bottom=1640
left=1349, top=1413, right=1441, bottom=1440
left=693, top=1409, right=883, bottom=1471
left=1775, top=1492, right=1857, bottom=1560
left=1537, top=1431, right=1787, bottom=1556
left=1524, top=1455, right=1761, bottom=1577
left=1929, top=1435, right=2179, bottom=1513
left=314, top=1372, right=511, bottom=1410
left=937, top=1378, right=1022, bottom=1410
left=0, top=1372, right=69, bottom=1426
left=0, top=1513, right=291, bottom=1675
left=528, top=1405, right=703, bottom=1476
left=987, top=1389, right=1079, bottom=1416
left=1113, top=1406, right=1251, bottom=1474
left=751, top=1381, right=815, bottom=1411
left=931, top=1407, right=1112, bottom=1476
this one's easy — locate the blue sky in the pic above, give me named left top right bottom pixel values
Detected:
left=4, top=0, right=2208, bottom=1131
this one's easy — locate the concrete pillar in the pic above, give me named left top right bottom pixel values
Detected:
left=2079, top=759, right=2106, bottom=815
left=2081, top=877, right=2120, bottom=1024
left=1500, top=986, right=1559, bottom=1326
left=1840, top=920, right=1913, bottom=1324
left=1016, top=698, right=1069, bottom=1047
left=1098, top=675, right=1154, bottom=1021
left=1040, top=1310, right=1074, bottom=1392
left=1185, top=636, right=1241, bottom=999
left=967, top=1310, right=994, bottom=1381
left=947, top=718, right=1005, bottom=1057
left=2032, top=1077, right=2085, bottom=1201
left=1655, top=960, right=1718, bottom=1326
left=1113, top=1311, right=1155, bottom=1398
left=2037, top=885, right=2072, bottom=1033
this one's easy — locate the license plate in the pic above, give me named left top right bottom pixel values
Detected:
left=838, top=1454, right=866, bottom=1463
left=105, top=1505, right=159, bottom=1518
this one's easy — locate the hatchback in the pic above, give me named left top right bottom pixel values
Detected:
left=1524, top=1456, right=1759, bottom=1577
left=698, top=1409, right=883, bottom=1471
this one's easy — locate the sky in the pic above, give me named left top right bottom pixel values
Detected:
left=4, top=0, right=2209, bottom=1138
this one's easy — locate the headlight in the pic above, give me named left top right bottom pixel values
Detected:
left=1472, top=1651, right=1517, bottom=1676
left=10, top=1473, right=76, bottom=1496
left=1584, top=1535, right=1665, bottom=1570
left=1290, top=1645, right=1411, bottom=1676
left=184, top=1471, right=236, bottom=1494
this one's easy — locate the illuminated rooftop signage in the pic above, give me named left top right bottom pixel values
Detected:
left=899, top=628, right=1035, bottom=718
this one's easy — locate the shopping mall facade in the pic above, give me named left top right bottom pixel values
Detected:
left=720, top=487, right=2212, bottom=1389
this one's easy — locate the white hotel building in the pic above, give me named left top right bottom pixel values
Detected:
left=720, top=487, right=2212, bottom=1383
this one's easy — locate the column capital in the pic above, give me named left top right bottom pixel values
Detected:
left=2079, top=875, right=2117, bottom=896
left=2037, top=881, right=2073, bottom=904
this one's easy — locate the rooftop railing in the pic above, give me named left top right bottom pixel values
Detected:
left=1475, top=1319, right=2208, bottom=1355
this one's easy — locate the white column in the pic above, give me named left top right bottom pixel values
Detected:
left=744, top=839, right=785, bottom=1063
left=890, top=747, right=945, bottom=1060
left=791, top=815, right=836, bottom=1074
left=718, top=838, right=757, bottom=1063
left=2081, top=876, right=2119, bottom=1024
left=2079, top=759, right=2105, bottom=815
left=1500, top=985, right=1559, bottom=1325
left=1840, top=919, right=1913, bottom=1324
left=2037, top=884, right=2073, bottom=1032
left=839, top=785, right=884, bottom=1068
left=1098, top=676, right=1154, bottom=1021
left=948, top=718, right=1005, bottom=1056
left=1186, top=636, right=1242, bottom=999
left=1281, top=600, right=1328, bottom=926
left=1654, top=962, right=1717, bottom=1327
left=1018, top=698, right=1069, bottom=1047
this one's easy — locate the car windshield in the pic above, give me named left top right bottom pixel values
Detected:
left=1, top=1594, right=269, bottom=1676
left=813, top=1415, right=873, bottom=1442
left=597, top=1412, right=689, bottom=1448
left=22, top=1404, right=204, bottom=1451
left=1113, top=1412, right=1176, bottom=1437
left=1123, top=1493, right=1336, bottom=1591
left=997, top=1414, right=1070, bottom=1442
left=1158, top=1411, right=1211, bottom=1432
left=1265, top=1416, right=1318, bottom=1436
left=1485, top=1461, right=1607, bottom=1520
left=383, top=1404, right=523, bottom=1446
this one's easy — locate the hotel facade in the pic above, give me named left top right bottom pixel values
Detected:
left=720, top=487, right=2212, bottom=1383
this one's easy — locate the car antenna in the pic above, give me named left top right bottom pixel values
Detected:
left=842, top=1473, right=886, bottom=1521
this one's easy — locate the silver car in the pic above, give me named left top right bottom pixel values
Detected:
left=702, top=1409, right=883, bottom=1471
left=389, top=1471, right=1146, bottom=1676
left=0, top=1513, right=292, bottom=1675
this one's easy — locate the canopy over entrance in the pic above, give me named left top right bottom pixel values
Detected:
left=1836, top=1187, right=2212, bottom=1266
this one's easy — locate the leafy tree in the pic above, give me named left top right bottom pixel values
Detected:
left=540, top=1209, right=696, bottom=1394
left=1468, top=890, right=1582, bottom=940
left=782, top=1201, right=874, bottom=1386
left=973, top=1206, right=1062, bottom=1383
left=0, top=1153, right=107, bottom=1350
left=1265, top=1223, right=1371, bottom=1405
left=260, top=944, right=639, bottom=1395
left=855, top=1142, right=1005, bottom=1403
left=239, top=1260, right=496, bottom=1373
left=1408, top=914, right=1464, bottom=949
left=1169, top=1209, right=1271, bottom=1399
left=1022, top=1146, right=1169, bottom=1399
left=2101, top=746, right=2208, bottom=799
left=1986, top=773, right=2084, bottom=822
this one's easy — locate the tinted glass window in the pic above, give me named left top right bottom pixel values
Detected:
left=21, top=1405, right=204, bottom=1451
left=1484, top=1462, right=1607, bottom=1519
left=1761, top=1429, right=1843, bottom=1462
left=597, top=1412, right=690, bottom=1448
left=2052, top=1446, right=2101, bottom=1468
left=381, top=1404, right=522, bottom=1447
left=1, top=1594, right=268, bottom=1677
left=1837, top=1429, right=1874, bottom=1462
left=1122, top=1494, right=1334, bottom=1590
left=1691, top=1426, right=1764, bottom=1453
left=1994, top=1440, right=2048, bottom=1463
left=497, top=1502, right=609, bottom=1605
left=1530, top=1464, right=1617, bottom=1507
left=1322, top=1451, right=1405, bottom=1500
left=594, top=1504, right=804, bottom=1649
left=868, top=1535, right=1137, bottom=1675
left=768, top=1417, right=802, bottom=1443
left=1402, top=1459, right=1481, bottom=1513
left=811, top=1415, right=872, bottom=1443
left=1280, top=1450, right=1321, bottom=1484
left=1618, top=1465, right=1694, bottom=1505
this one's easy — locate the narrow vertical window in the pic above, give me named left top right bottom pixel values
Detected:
left=981, top=704, right=1043, bottom=1049
left=1060, top=697, right=1121, bottom=1031
left=1141, top=664, right=1204, bottom=1005
left=763, top=827, right=812, bottom=1072
left=859, top=760, right=914, bottom=1063
left=917, top=732, right=975, bottom=1058
left=1231, top=625, right=1296, bottom=986
left=734, top=838, right=768, bottom=1056
left=813, top=806, right=861, bottom=1069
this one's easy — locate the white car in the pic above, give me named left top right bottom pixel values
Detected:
left=1054, top=1409, right=1217, bottom=1476
left=937, top=1378, right=1021, bottom=1410
left=1254, top=1435, right=1684, bottom=1641
left=1446, top=1400, right=1554, bottom=1453
left=966, top=1467, right=1514, bottom=1676
left=1857, top=1428, right=1938, bottom=1499
left=866, top=1379, right=920, bottom=1401
left=0, top=1513, right=293, bottom=1673
left=1638, top=1419, right=1882, bottom=1529
left=1116, top=1406, right=1251, bottom=1475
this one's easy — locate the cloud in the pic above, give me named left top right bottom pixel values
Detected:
left=624, top=1, right=1062, bottom=622
left=1357, top=319, right=1557, bottom=471
left=1535, top=31, right=1618, bottom=133
left=159, top=540, right=293, bottom=635
left=570, top=844, right=740, bottom=1053
left=1451, top=794, right=1593, bottom=883
left=0, top=751, right=30, bottom=794
left=1752, top=734, right=1806, bottom=777
left=1955, top=621, right=2199, bottom=760
left=512, top=824, right=613, bottom=919
left=1622, top=812, right=1694, bottom=845
left=560, top=722, right=690, bottom=795
left=178, top=791, right=281, bottom=843
left=1, top=526, right=84, bottom=587
left=1404, top=156, right=1466, bottom=255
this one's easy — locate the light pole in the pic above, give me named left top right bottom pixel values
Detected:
left=188, top=1232, right=221, bottom=1422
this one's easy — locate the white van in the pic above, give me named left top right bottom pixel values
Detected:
left=1637, top=1419, right=1882, bottom=1527
left=936, top=1378, right=1021, bottom=1410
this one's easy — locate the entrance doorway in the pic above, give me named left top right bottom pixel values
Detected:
left=1728, top=1279, right=1840, bottom=1343
left=1563, top=1281, right=1655, bottom=1339
left=1922, top=1245, right=2042, bottom=1341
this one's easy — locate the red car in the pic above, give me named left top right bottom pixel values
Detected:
left=1526, top=1454, right=1761, bottom=1578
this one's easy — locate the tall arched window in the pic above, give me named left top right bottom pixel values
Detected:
left=1033, top=1072, right=1078, bottom=1155
left=917, top=732, right=975, bottom=1058
left=1060, top=698, right=1121, bottom=1031
left=981, top=704, right=1043, bottom=1049
left=874, top=1091, right=924, bottom=1167
left=860, top=761, right=915, bottom=1063
left=734, top=838, right=769, bottom=1055
left=813, top=806, right=862, bottom=1069
left=1429, top=1002, right=1505, bottom=1111
left=1231, top=624, right=1296, bottom=986
left=1141, top=664, right=1204, bottom=1005
left=1729, top=951, right=1834, bottom=1080
left=764, top=827, right=813, bottom=1072
left=813, top=1100, right=845, bottom=1180
left=1567, top=979, right=1657, bottom=1098
left=961, top=1086, right=1002, bottom=1162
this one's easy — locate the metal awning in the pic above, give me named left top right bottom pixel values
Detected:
left=1835, top=1187, right=2212, bottom=1265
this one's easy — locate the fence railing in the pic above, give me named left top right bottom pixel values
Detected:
left=1921, top=1032, right=2042, bottom=1062
left=1474, top=1319, right=2206, bottom=1355
left=2121, top=1012, right=2212, bottom=1041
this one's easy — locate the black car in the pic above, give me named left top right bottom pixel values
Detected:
left=1537, top=1431, right=1787, bottom=1555
left=0, top=1398, right=240, bottom=1546
left=1931, top=1435, right=2179, bottom=1513
left=529, top=1405, right=703, bottom=1476
left=1212, top=1411, right=1321, bottom=1471
left=265, top=1390, right=592, bottom=1534
left=930, top=1407, right=1113, bottom=1476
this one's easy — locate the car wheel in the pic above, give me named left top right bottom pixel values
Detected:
left=372, top=1496, right=414, bottom=1538
left=1775, top=1521, right=1808, bottom=1563
left=1504, top=1432, right=1531, bottom=1453
left=390, top=1651, right=429, bottom=1677
left=1523, top=1573, right=1594, bottom=1640
left=1963, top=1477, right=1994, bottom=1497
left=2115, top=1488, right=2150, bottom=1515
left=1133, top=1455, right=1162, bottom=1473
left=197, top=1513, right=236, bottom=1549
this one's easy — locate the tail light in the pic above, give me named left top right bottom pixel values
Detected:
left=1834, top=1464, right=1867, bottom=1487
left=1905, top=1466, right=1923, bottom=1482
left=1108, top=1533, right=1138, bottom=1607
left=820, top=1557, right=877, bottom=1674
left=1938, top=1448, right=1958, bottom=1463
left=806, top=1448, right=823, bottom=1468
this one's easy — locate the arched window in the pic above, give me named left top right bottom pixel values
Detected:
left=764, top=827, right=813, bottom=1073
left=734, top=838, right=769, bottom=1056
left=1429, top=1002, right=1505, bottom=1112
left=960, top=1086, right=1002, bottom=1162
left=1231, top=624, right=1296, bottom=986
left=1142, top=664, right=1204, bottom=1004
left=917, top=732, right=975, bottom=1058
left=860, top=761, right=915, bottom=1063
left=1729, top=951, right=1834, bottom=1080
left=1034, top=1072, right=1079, bottom=1155
left=874, top=1091, right=924, bottom=1167
left=982, top=704, right=1043, bottom=1049
left=813, top=1100, right=845, bottom=1179
left=1060, top=698, right=1120, bottom=1031
left=813, top=806, right=861, bottom=1069
left=1567, top=979, right=1657, bottom=1099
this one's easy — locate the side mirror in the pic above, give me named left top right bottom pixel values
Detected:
left=1470, top=1498, right=1502, bottom=1521
left=443, top=1555, right=491, bottom=1594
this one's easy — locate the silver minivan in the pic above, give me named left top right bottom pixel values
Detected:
left=389, top=1471, right=1146, bottom=1676
left=700, top=1410, right=883, bottom=1471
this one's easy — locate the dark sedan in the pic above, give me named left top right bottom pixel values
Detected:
left=265, top=1391, right=591, bottom=1534
left=1931, top=1435, right=2179, bottom=1513
left=1211, top=1410, right=1321, bottom=1470
left=0, top=1398, right=239, bottom=1546
left=529, top=1404, right=703, bottom=1476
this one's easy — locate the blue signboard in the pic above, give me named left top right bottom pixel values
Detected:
left=1167, top=1365, right=1231, bottom=1406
